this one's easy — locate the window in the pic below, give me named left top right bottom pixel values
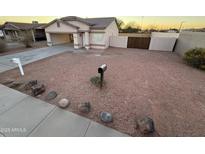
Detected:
left=91, top=33, right=104, bottom=44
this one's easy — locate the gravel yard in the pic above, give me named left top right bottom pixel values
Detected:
left=0, top=47, right=205, bottom=136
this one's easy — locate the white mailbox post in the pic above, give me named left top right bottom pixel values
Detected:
left=11, top=58, right=24, bottom=76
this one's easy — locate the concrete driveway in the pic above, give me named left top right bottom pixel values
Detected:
left=0, top=44, right=74, bottom=73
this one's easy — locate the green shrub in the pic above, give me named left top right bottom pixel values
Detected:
left=183, top=48, right=205, bottom=70
left=0, top=39, right=7, bottom=53
left=90, top=76, right=106, bottom=87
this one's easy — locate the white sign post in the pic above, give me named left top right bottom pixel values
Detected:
left=11, top=58, right=24, bottom=76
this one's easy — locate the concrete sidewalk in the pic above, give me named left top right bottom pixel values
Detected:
left=0, top=44, right=74, bottom=73
left=0, top=84, right=129, bottom=137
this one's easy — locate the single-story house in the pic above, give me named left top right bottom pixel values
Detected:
left=0, top=21, right=46, bottom=42
left=44, top=16, right=119, bottom=49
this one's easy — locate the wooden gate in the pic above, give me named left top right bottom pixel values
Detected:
left=127, top=37, right=151, bottom=49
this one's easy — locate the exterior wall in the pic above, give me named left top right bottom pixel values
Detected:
left=109, top=36, right=128, bottom=48
left=45, top=22, right=77, bottom=33
left=90, top=44, right=107, bottom=49
left=50, top=33, right=71, bottom=45
left=104, top=21, right=119, bottom=48
left=73, top=33, right=83, bottom=49
left=46, top=33, right=52, bottom=46
left=174, top=32, right=205, bottom=56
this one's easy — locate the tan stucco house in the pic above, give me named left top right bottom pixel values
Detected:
left=44, top=16, right=119, bottom=49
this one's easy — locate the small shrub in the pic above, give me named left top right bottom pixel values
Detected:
left=0, top=39, right=7, bottom=52
left=90, top=76, right=105, bottom=87
left=183, top=48, right=205, bottom=70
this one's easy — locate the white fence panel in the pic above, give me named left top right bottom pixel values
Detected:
left=149, top=37, right=177, bottom=51
left=109, top=36, right=128, bottom=48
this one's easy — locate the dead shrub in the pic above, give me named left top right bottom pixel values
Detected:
left=20, top=31, right=33, bottom=48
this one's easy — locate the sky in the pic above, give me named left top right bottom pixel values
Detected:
left=0, top=16, right=205, bottom=30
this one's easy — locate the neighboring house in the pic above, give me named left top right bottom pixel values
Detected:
left=44, top=16, right=119, bottom=49
left=0, top=24, right=4, bottom=39
left=0, top=21, right=46, bottom=42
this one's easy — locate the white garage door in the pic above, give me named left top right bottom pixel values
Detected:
left=50, top=33, right=73, bottom=45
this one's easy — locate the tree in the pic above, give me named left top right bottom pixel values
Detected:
left=116, top=19, right=125, bottom=31
left=121, top=21, right=141, bottom=33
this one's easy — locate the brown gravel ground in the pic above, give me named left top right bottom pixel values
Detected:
left=0, top=47, right=205, bottom=137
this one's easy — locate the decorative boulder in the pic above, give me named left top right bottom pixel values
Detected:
left=136, top=116, right=155, bottom=134
left=57, top=98, right=70, bottom=108
left=78, top=102, right=91, bottom=113
left=31, top=84, right=45, bottom=96
left=45, top=91, right=57, bottom=100
left=100, top=112, right=113, bottom=123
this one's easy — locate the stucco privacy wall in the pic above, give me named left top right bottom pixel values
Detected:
left=110, top=36, right=128, bottom=48
left=174, top=32, right=205, bottom=56
left=149, top=37, right=177, bottom=51
left=151, top=32, right=179, bottom=38
left=149, top=32, right=178, bottom=51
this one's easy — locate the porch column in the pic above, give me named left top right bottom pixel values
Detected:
left=46, top=32, right=52, bottom=46
left=73, top=33, right=82, bottom=49
left=15, top=31, right=18, bottom=38
left=85, top=32, right=90, bottom=50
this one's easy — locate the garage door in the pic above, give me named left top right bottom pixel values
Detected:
left=50, top=33, right=73, bottom=45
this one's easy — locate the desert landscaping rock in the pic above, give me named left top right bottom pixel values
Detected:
left=78, top=102, right=91, bottom=113
left=136, top=116, right=155, bottom=134
left=100, top=112, right=113, bottom=123
left=31, top=84, right=45, bottom=96
left=7, top=81, right=24, bottom=89
left=2, top=79, right=14, bottom=85
left=25, top=80, right=37, bottom=90
left=45, top=91, right=57, bottom=100
left=57, top=98, right=70, bottom=108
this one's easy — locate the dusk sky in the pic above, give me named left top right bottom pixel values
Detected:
left=0, top=16, right=205, bottom=29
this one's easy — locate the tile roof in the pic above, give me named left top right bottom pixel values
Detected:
left=45, top=16, right=116, bottom=29
left=2, top=22, right=46, bottom=30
